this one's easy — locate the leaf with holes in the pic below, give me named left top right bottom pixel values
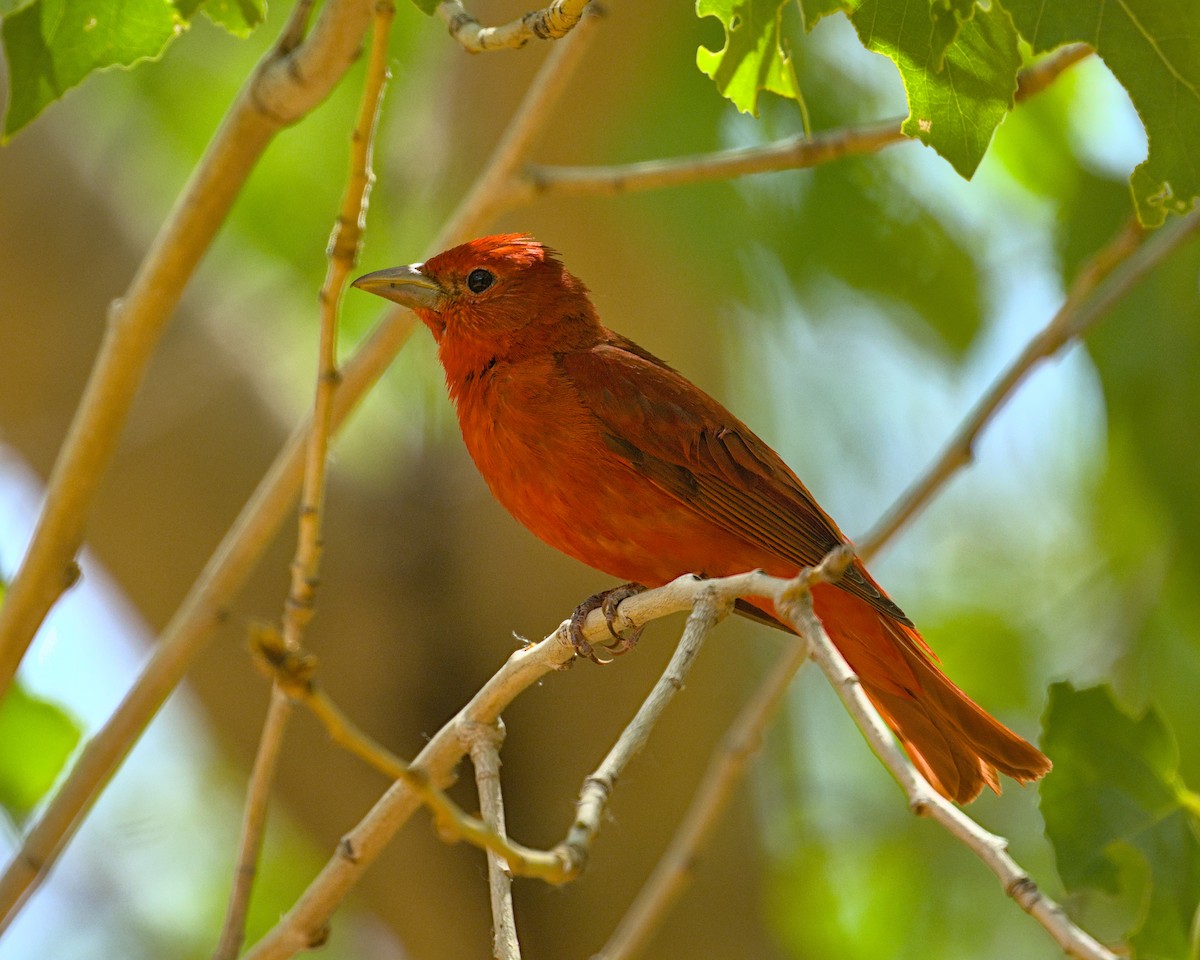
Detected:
left=696, top=0, right=803, bottom=116
left=850, top=0, right=1020, bottom=178
left=1006, top=0, right=1200, bottom=226
left=2, top=0, right=187, bottom=138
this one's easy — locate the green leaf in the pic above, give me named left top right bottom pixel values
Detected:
left=198, top=0, right=264, bottom=37
left=408, top=0, right=437, bottom=14
left=0, top=0, right=37, bottom=17
left=696, top=0, right=803, bottom=116
left=2, top=0, right=186, bottom=139
left=850, top=0, right=1021, bottom=178
left=1040, top=683, right=1200, bottom=959
left=929, top=0, right=977, bottom=70
left=1005, top=0, right=1200, bottom=227
left=796, top=0, right=848, bottom=31
left=0, top=681, right=82, bottom=823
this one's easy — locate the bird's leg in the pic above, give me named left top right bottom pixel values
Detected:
left=568, top=582, right=647, bottom=664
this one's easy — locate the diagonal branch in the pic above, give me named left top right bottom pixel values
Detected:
left=0, top=0, right=377, bottom=705
left=858, top=208, right=1200, bottom=562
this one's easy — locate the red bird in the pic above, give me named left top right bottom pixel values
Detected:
left=353, top=234, right=1050, bottom=803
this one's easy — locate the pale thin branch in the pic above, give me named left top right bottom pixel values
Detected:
left=595, top=614, right=814, bottom=960
left=556, top=589, right=730, bottom=877
left=779, top=571, right=1118, bottom=960
left=0, top=0, right=376, bottom=706
left=515, top=42, right=1092, bottom=204
left=249, top=624, right=570, bottom=881
left=437, top=0, right=591, bottom=53
left=212, top=686, right=294, bottom=960
left=858, top=209, right=1200, bottom=562
left=211, top=7, right=396, bottom=956
left=0, top=7, right=597, bottom=925
left=463, top=720, right=521, bottom=960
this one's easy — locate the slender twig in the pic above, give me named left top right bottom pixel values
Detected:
left=522, top=121, right=905, bottom=200
left=212, top=687, right=294, bottom=960
left=437, top=0, right=591, bottom=52
left=596, top=618, right=814, bottom=960
left=557, top=590, right=730, bottom=877
left=780, top=574, right=1117, bottom=960
left=211, top=9, right=395, bottom=956
left=516, top=42, right=1091, bottom=204
left=463, top=720, right=521, bottom=960
left=859, top=210, right=1200, bottom=562
left=0, top=0, right=376, bottom=706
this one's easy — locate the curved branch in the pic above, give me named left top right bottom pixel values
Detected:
left=437, top=0, right=592, bottom=52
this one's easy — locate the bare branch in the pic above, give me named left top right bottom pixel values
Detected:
left=858, top=209, right=1200, bottom=562
left=776, top=571, right=1118, bottom=960
left=241, top=558, right=1111, bottom=960
left=557, top=589, right=731, bottom=878
left=515, top=41, right=1091, bottom=204
left=464, top=720, right=522, bottom=960
left=438, top=0, right=591, bottom=53
left=0, top=0, right=376, bottom=705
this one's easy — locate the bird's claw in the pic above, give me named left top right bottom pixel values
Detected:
left=568, top=583, right=647, bottom=664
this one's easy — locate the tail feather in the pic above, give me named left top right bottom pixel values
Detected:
left=806, top=585, right=1051, bottom=804
left=865, top=619, right=1051, bottom=803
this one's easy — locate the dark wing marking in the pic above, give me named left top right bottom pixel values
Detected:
left=563, top=338, right=911, bottom=625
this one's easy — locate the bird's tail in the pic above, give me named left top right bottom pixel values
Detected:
left=810, top=585, right=1050, bottom=804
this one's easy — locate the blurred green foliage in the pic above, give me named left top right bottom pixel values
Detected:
left=0, top=680, right=81, bottom=825
left=1041, top=683, right=1200, bottom=959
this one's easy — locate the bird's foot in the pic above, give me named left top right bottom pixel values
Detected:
left=568, top=583, right=647, bottom=664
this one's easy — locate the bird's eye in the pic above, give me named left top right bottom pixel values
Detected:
left=466, top=268, right=495, bottom=294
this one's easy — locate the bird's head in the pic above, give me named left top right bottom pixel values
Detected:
left=352, top=235, right=598, bottom=351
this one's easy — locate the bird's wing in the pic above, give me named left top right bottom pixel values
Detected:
left=562, top=338, right=911, bottom=625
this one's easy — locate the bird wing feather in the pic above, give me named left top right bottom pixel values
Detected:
left=562, top=338, right=911, bottom=625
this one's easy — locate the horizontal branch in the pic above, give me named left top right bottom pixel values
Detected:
left=515, top=42, right=1092, bottom=203
left=437, top=0, right=591, bottom=52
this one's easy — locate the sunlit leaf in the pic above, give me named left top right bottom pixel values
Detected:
left=850, top=0, right=1020, bottom=178
left=796, top=0, right=848, bottom=31
left=1041, top=683, right=1200, bottom=959
left=1005, top=0, right=1200, bottom=227
left=2, top=0, right=186, bottom=138
left=696, top=0, right=803, bottom=116
left=0, top=681, right=82, bottom=823
left=200, top=0, right=265, bottom=38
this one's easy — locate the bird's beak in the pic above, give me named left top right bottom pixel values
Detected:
left=351, top=263, right=443, bottom=312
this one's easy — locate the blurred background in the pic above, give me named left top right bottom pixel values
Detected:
left=1, top=1, right=1196, bottom=957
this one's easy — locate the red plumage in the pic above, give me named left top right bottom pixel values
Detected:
left=353, top=234, right=1051, bottom=803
